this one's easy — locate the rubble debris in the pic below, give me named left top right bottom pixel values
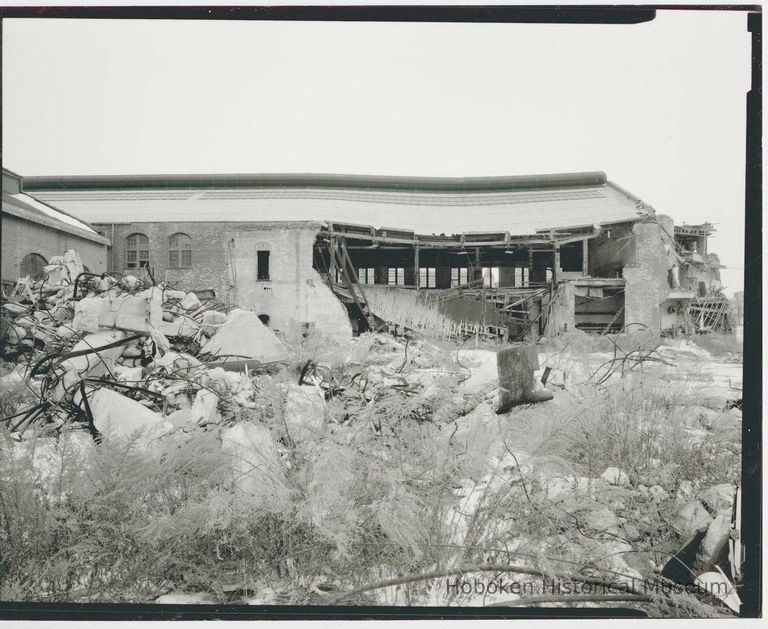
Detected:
left=73, top=288, right=163, bottom=333
left=699, top=483, right=735, bottom=515
left=0, top=253, right=265, bottom=437
left=189, top=389, right=222, bottom=426
left=670, top=500, right=713, bottom=537
left=221, top=422, right=289, bottom=503
left=693, top=513, right=731, bottom=573
left=202, top=309, right=289, bottom=366
left=83, top=387, right=172, bottom=446
left=601, top=467, right=631, bottom=487
left=284, top=383, right=325, bottom=442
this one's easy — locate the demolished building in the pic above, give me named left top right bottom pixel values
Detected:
left=20, top=171, right=731, bottom=341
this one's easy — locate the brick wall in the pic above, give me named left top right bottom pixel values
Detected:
left=97, top=221, right=352, bottom=341
left=2, top=214, right=108, bottom=282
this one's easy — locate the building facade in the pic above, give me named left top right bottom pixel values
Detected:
left=21, top=171, right=729, bottom=341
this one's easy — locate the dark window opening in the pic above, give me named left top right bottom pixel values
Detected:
left=559, top=242, right=584, bottom=272
left=20, top=253, right=47, bottom=279
left=169, top=232, right=192, bottom=269
left=126, top=233, right=149, bottom=269
left=257, top=250, right=270, bottom=280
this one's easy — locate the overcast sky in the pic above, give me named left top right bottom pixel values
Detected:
left=2, top=10, right=750, bottom=295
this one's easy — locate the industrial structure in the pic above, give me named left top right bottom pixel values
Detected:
left=14, top=171, right=731, bottom=341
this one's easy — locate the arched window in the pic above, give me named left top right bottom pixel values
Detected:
left=168, top=233, right=192, bottom=269
left=126, top=233, right=149, bottom=269
left=19, top=253, right=47, bottom=279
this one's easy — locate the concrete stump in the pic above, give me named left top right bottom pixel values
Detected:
left=496, top=343, right=553, bottom=413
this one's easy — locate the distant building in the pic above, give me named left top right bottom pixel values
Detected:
left=21, top=171, right=730, bottom=340
left=1, top=169, right=109, bottom=287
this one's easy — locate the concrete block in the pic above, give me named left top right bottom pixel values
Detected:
left=496, top=343, right=552, bottom=413
left=203, top=309, right=289, bottom=364
left=72, top=288, right=163, bottom=333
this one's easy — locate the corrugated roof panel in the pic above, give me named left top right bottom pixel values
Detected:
left=31, top=181, right=647, bottom=236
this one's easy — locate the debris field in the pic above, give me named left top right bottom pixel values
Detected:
left=0, top=250, right=743, bottom=615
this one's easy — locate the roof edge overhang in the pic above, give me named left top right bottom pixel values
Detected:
left=2, top=202, right=111, bottom=246
left=23, top=171, right=608, bottom=193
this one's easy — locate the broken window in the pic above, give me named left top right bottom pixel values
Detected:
left=168, top=232, right=192, bottom=269
left=257, top=250, right=270, bottom=280
left=482, top=267, right=499, bottom=288
left=419, top=267, right=436, bottom=288
left=19, top=253, right=47, bottom=279
left=450, top=267, right=469, bottom=287
left=387, top=267, right=405, bottom=285
left=358, top=267, right=375, bottom=285
left=126, top=233, right=149, bottom=269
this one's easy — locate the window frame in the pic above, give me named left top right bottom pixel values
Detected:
left=419, top=267, right=437, bottom=288
left=256, top=249, right=271, bottom=281
left=126, top=233, right=150, bottom=270
left=168, top=232, right=193, bottom=270
left=482, top=266, right=500, bottom=289
left=450, top=267, right=469, bottom=287
left=387, top=267, right=406, bottom=286
left=357, top=267, right=375, bottom=285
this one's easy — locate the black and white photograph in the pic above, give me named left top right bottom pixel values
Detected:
left=0, top=4, right=760, bottom=621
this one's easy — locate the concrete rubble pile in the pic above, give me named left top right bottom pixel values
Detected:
left=0, top=250, right=291, bottom=442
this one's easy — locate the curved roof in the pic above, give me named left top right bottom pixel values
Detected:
left=24, top=171, right=652, bottom=236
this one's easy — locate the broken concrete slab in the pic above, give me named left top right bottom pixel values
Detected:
left=158, top=317, right=200, bottom=339
left=61, top=330, right=129, bottom=379
left=85, top=387, right=172, bottom=445
left=670, top=499, right=713, bottom=537
left=202, top=309, right=289, bottom=364
left=496, top=344, right=553, bottom=413
left=693, top=512, right=731, bottom=573
left=189, top=389, right=222, bottom=426
left=699, top=483, right=736, bottom=515
left=73, top=288, right=163, bottom=334
left=200, top=310, right=228, bottom=336
left=180, top=292, right=201, bottom=311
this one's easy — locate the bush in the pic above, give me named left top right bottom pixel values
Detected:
left=690, top=333, right=743, bottom=358
left=540, top=379, right=740, bottom=489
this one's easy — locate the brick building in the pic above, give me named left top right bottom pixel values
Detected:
left=21, top=171, right=729, bottom=340
left=1, top=169, right=109, bottom=287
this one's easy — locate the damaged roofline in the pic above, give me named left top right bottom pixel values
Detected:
left=22, top=171, right=608, bottom=193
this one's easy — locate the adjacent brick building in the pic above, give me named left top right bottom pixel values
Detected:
left=1, top=169, right=109, bottom=287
